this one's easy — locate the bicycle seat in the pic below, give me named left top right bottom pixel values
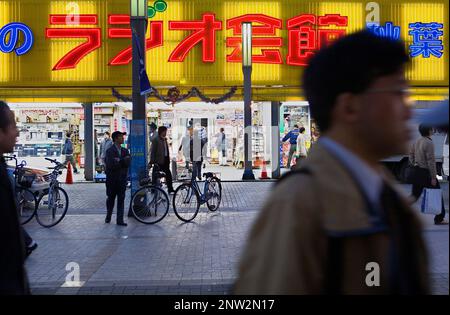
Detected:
left=203, top=172, right=214, bottom=179
left=139, top=177, right=151, bottom=186
left=154, top=171, right=166, bottom=178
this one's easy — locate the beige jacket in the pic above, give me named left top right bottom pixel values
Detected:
left=296, top=133, right=308, bottom=157
left=409, top=136, right=437, bottom=179
left=234, top=143, right=429, bottom=295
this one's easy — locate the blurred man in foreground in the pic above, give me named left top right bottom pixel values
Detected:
left=234, top=31, right=429, bottom=294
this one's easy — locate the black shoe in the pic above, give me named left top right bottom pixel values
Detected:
left=26, top=242, right=38, bottom=257
left=105, top=217, right=111, bottom=223
left=117, top=222, right=128, bottom=226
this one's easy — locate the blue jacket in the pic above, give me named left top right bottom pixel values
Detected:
left=282, top=129, right=300, bottom=145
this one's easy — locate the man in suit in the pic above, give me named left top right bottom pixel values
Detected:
left=105, top=131, right=131, bottom=226
left=234, top=31, right=429, bottom=294
left=150, top=126, right=174, bottom=194
left=0, top=101, right=30, bottom=294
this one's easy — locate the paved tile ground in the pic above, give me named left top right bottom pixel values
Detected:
left=24, top=182, right=449, bottom=295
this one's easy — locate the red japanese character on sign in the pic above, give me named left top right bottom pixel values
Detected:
left=287, top=14, right=348, bottom=66
left=108, top=14, right=163, bottom=66
left=226, top=14, right=283, bottom=64
left=168, top=13, right=222, bottom=63
left=46, top=15, right=101, bottom=70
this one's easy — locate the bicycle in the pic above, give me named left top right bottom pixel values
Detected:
left=4, top=155, right=38, bottom=225
left=172, top=162, right=222, bottom=222
left=129, top=164, right=170, bottom=224
left=34, top=158, right=69, bottom=228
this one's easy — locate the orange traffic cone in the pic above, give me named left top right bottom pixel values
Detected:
left=259, top=160, right=270, bottom=180
left=65, top=162, right=74, bottom=185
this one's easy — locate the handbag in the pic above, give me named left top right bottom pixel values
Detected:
left=420, top=188, right=443, bottom=215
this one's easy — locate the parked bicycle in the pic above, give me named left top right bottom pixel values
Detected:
left=4, top=155, right=38, bottom=225
left=34, top=158, right=69, bottom=227
left=129, top=164, right=170, bottom=224
left=172, top=164, right=222, bottom=222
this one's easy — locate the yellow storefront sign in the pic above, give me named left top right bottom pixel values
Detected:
left=0, top=0, right=448, bottom=102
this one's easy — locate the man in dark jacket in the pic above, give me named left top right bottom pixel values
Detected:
left=0, top=101, right=30, bottom=295
left=105, top=131, right=131, bottom=226
left=150, top=126, right=174, bottom=194
left=282, top=124, right=300, bottom=168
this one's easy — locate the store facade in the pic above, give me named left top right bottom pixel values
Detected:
left=0, top=0, right=448, bottom=180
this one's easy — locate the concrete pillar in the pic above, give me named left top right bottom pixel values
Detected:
left=271, top=101, right=281, bottom=179
left=83, top=102, right=94, bottom=181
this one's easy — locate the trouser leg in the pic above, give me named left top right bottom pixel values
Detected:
left=22, top=227, right=32, bottom=247
left=106, top=182, right=116, bottom=220
left=287, top=145, right=295, bottom=168
left=164, top=163, right=174, bottom=192
left=116, top=184, right=126, bottom=224
left=433, top=180, right=446, bottom=223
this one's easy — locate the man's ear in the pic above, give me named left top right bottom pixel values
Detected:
left=332, top=92, right=361, bottom=125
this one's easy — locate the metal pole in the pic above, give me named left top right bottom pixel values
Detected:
left=271, top=101, right=281, bottom=179
left=128, top=1, right=148, bottom=216
left=242, top=67, right=255, bottom=180
left=242, top=22, right=255, bottom=180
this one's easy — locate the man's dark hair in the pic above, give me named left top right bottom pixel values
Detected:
left=299, top=127, right=306, bottom=133
left=418, top=124, right=432, bottom=137
left=303, top=30, right=409, bottom=132
left=220, top=128, right=225, bottom=132
left=0, top=101, right=13, bottom=131
left=294, top=124, right=299, bottom=129
left=105, top=131, right=110, bottom=136
left=149, top=122, right=157, bottom=131
left=158, top=126, right=168, bottom=134
left=66, top=132, right=72, bottom=138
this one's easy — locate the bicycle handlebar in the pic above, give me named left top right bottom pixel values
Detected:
left=45, top=157, right=66, bottom=169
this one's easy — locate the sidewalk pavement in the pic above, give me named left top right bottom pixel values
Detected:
left=24, top=182, right=449, bottom=295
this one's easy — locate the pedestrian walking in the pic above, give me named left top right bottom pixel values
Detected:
left=216, top=128, right=227, bottom=166
left=179, top=127, right=193, bottom=170
left=62, top=132, right=79, bottom=174
left=282, top=124, right=300, bottom=168
left=150, top=126, right=175, bottom=194
left=295, top=127, right=308, bottom=167
left=0, top=101, right=30, bottom=294
left=409, top=124, right=446, bottom=224
left=104, top=131, right=131, bottom=226
left=190, top=129, right=207, bottom=180
left=234, top=31, right=429, bottom=294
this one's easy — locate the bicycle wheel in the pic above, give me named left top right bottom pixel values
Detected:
left=206, top=177, right=222, bottom=211
left=173, top=183, right=200, bottom=222
left=36, top=186, right=69, bottom=228
left=16, top=187, right=37, bottom=225
left=131, top=186, right=169, bottom=224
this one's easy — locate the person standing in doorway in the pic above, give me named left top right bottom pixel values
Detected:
left=150, top=126, right=175, bottom=194
left=216, top=128, right=227, bottom=166
left=0, top=101, right=30, bottom=294
left=179, top=127, right=193, bottom=170
left=295, top=127, right=308, bottom=167
left=62, top=132, right=79, bottom=174
left=99, top=131, right=113, bottom=166
left=104, top=131, right=131, bottom=226
left=409, top=124, right=446, bottom=224
left=282, top=124, right=300, bottom=168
